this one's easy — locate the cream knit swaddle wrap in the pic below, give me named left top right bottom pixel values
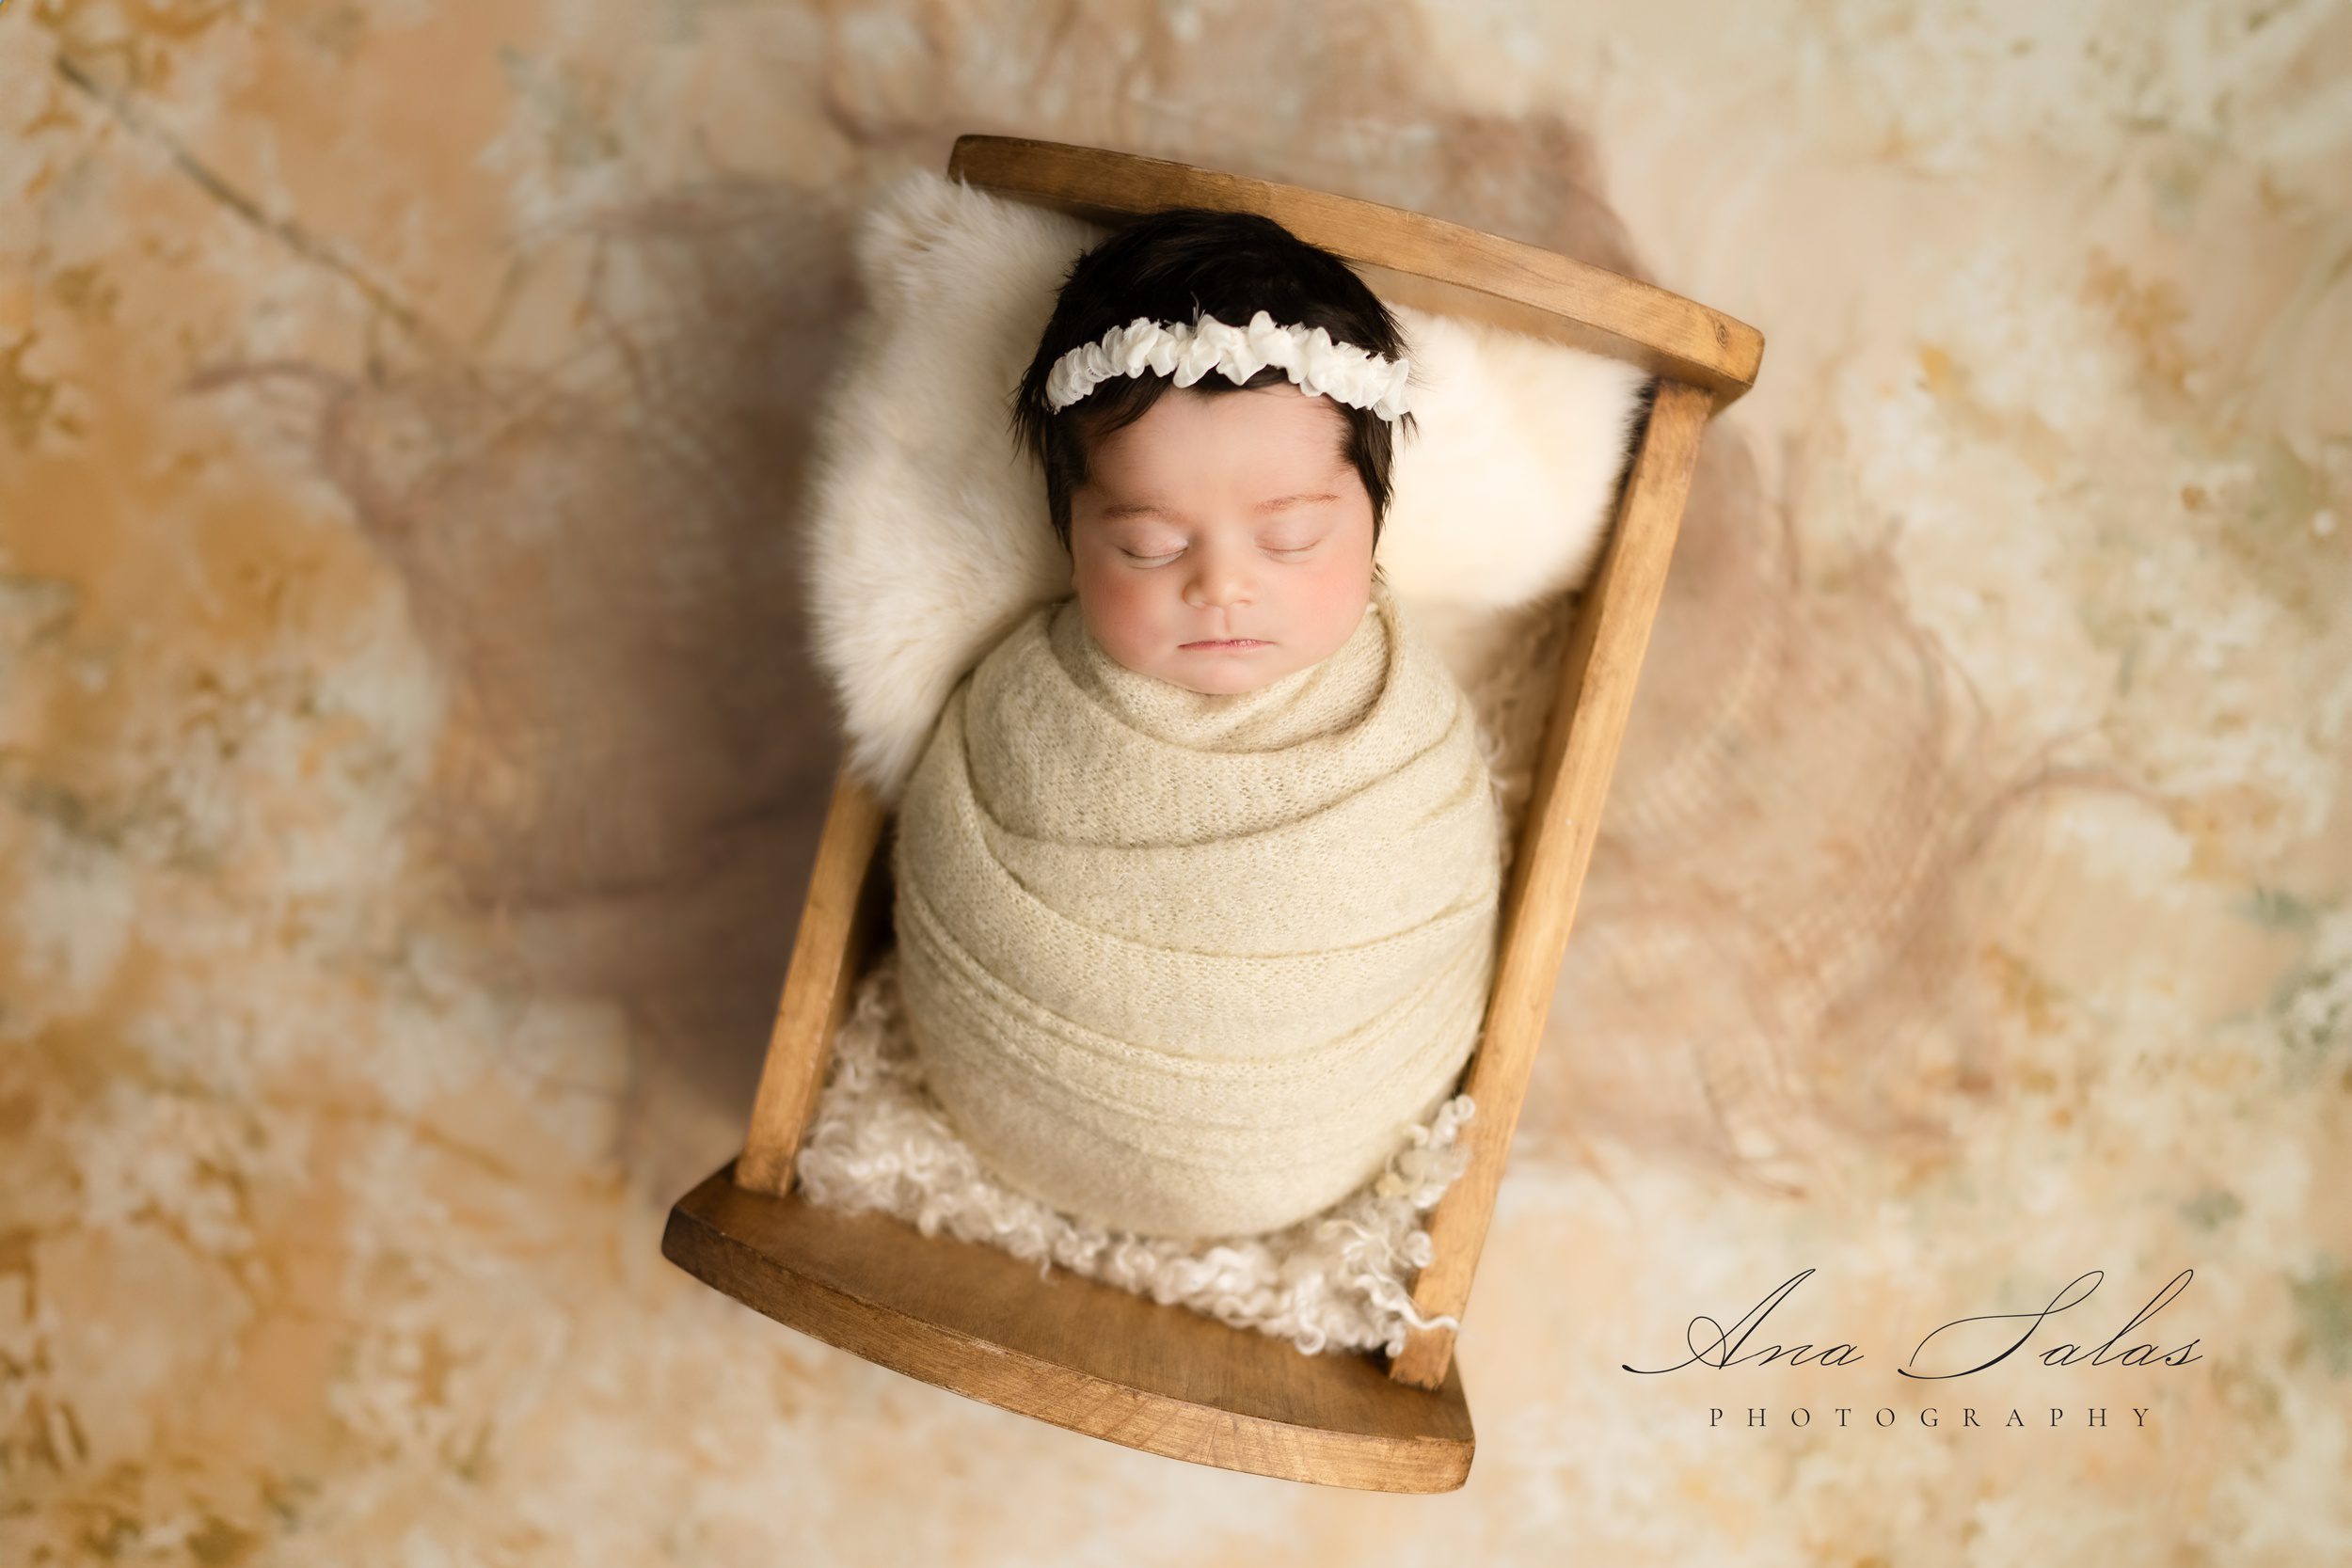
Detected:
left=890, top=578, right=1504, bottom=1240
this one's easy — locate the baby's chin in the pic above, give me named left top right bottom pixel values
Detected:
left=1164, top=672, right=1275, bottom=696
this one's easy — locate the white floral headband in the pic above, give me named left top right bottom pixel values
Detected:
left=1043, top=309, right=1414, bottom=422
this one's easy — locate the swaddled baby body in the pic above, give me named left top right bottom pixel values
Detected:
left=893, top=571, right=1501, bottom=1238
left=889, top=205, right=1505, bottom=1240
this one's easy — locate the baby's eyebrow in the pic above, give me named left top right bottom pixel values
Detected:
left=1097, top=492, right=1338, bottom=521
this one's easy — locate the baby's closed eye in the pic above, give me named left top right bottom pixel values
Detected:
left=1116, top=532, right=1327, bottom=563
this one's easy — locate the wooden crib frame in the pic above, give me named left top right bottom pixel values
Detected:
left=662, top=133, right=1762, bottom=1493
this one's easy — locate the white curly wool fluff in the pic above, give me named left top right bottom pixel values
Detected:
left=796, top=948, right=1480, bottom=1358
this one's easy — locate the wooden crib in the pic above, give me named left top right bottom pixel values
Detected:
left=661, top=133, right=1764, bottom=1493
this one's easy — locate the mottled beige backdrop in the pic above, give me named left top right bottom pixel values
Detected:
left=4, top=1, right=2348, bottom=1563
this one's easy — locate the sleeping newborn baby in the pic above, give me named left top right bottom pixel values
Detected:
left=889, top=207, right=1504, bottom=1241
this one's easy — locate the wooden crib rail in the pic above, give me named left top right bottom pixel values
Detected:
left=735, top=770, right=890, bottom=1195
left=946, top=134, right=1761, bottom=411
left=1389, top=377, right=1712, bottom=1386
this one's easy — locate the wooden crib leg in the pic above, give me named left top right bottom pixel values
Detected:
left=736, top=766, right=891, bottom=1196
left=1388, top=378, right=1715, bottom=1389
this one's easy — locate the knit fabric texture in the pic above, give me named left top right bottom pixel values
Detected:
left=890, top=577, right=1506, bottom=1240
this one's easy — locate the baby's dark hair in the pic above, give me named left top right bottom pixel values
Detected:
left=1009, top=206, right=1419, bottom=556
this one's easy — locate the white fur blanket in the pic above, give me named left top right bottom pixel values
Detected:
left=803, top=166, right=1649, bottom=806
left=892, top=579, right=1503, bottom=1240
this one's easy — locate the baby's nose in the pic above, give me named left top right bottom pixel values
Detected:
left=1184, top=555, right=1254, bottom=607
left=1185, top=580, right=1249, bottom=610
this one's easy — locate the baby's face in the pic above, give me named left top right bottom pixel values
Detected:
left=1066, top=383, right=1376, bottom=696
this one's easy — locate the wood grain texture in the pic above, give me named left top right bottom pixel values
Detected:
left=736, top=769, right=890, bottom=1194
left=946, top=134, right=1762, bottom=409
left=1387, top=378, right=1717, bottom=1389
left=665, top=1162, right=1476, bottom=1492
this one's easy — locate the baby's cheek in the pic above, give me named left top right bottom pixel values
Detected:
left=1076, top=568, right=1168, bottom=663
left=1296, top=555, right=1374, bottom=644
